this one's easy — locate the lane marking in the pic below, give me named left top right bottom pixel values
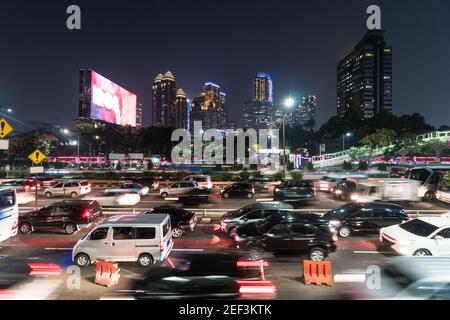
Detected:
left=44, top=248, right=73, bottom=251
left=172, top=248, right=204, bottom=252
left=353, top=250, right=392, bottom=254
left=334, top=273, right=366, bottom=283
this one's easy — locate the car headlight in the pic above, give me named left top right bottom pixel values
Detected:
left=274, top=188, right=280, bottom=192
left=335, top=190, right=342, bottom=195
left=329, top=220, right=342, bottom=227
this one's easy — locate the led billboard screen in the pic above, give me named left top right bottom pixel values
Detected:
left=79, top=70, right=137, bottom=127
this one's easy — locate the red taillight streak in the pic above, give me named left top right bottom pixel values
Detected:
left=237, top=281, right=276, bottom=294
left=160, top=240, right=164, bottom=252
left=166, top=258, right=175, bottom=269
left=28, top=263, right=62, bottom=276
left=236, top=260, right=269, bottom=268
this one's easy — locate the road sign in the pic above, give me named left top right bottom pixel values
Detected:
left=28, top=149, right=46, bottom=164
left=0, top=139, right=9, bottom=150
left=30, top=166, right=44, bottom=174
left=0, top=118, right=13, bottom=139
left=109, top=153, right=126, bottom=160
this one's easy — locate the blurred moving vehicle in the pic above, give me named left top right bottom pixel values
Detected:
left=160, top=181, right=197, bottom=198
left=436, top=185, right=450, bottom=204
left=248, top=177, right=272, bottom=192
left=406, top=166, right=450, bottom=201
left=105, top=182, right=149, bottom=196
left=0, top=256, right=32, bottom=289
left=273, top=180, right=315, bottom=201
left=350, top=179, right=420, bottom=203
left=235, top=214, right=337, bottom=261
left=144, top=206, right=197, bottom=238
left=380, top=217, right=450, bottom=256
left=323, top=202, right=408, bottom=238
left=177, top=188, right=212, bottom=205
left=315, top=176, right=343, bottom=192
left=102, top=252, right=275, bottom=300
left=84, top=193, right=140, bottom=207
left=220, top=203, right=294, bottom=235
left=73, top=214, right=173, bottom=267
left=182, top=175, right=212, bottom=190
left=132, top=176, right=160, bottom=190
left=332, top=179, right=357, bottom=201
left=221, top=182, right=255, bottom=199
left=1, top=179, right=42, bottom=192
left=0, top=188, right=18, bottom=243
left=44, top=180, right=91, bottom=199
left=19, top=200, right=102, bottom=235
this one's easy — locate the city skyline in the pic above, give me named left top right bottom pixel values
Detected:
left=1, top=1, right=450, bottom=129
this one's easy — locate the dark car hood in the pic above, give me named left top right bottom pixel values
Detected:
left=236, top=223, right=262, bottom=237
left=222, top=210, right=242, bottom=219
left=20, top=211, right=39, bottom=218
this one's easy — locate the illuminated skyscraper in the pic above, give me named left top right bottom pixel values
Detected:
left=190, top=82, right=227, bottom=131
left=175, top=88, right=189, bottom=130
left=243, top=73, right=275, bottom=129
left=254, top=73, right=273, bottom=103
left=337, top=30, right=393, bottom=118
left=136, top=101, right=143, bottom=128
left=152, top=71, right=177, bottom=126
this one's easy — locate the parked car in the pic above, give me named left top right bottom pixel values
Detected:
left=248, top=177, right=272, bottom=192
left=221, top=182, right=255, bottom=199
left=322, top=202, right=409, bottom=238
left=144, top=206, right=197, bottom=238
left=44, top=180, right=91, bottom=199
left=72, top=214, right=173, bottom=267
left=233, top=211, right=335, bottom=243
left=177, top=188, right=212, bottom=205
left=182, top=175, right=212, bottom=190
left=273, top=180, right=315, bottom=201
left=105, top=183, right=149, bottom=196
left=436, top=185, right=450, bottom=204
left=220, top=203, right=294, bottom=235
left=331, top=180, right=357, bottom=201
left=2, top=179, right=42, bottom=192
left=235, top=215, right=337, bottom=261
left=84, top=193, right=141, bottom=207
left=380, top=217, right=450, bottom=256
left=159, top=181, right=197, bottom=198
left=18, top=200, right=102, bottom=235
left=132, top=176, right=160, bottom=190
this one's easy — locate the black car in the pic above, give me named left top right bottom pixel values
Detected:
left=132, top=176, right=160, bottom=190
left=273, top=180, right=315, bottom=201
left=248, top=177, right=272, bottom=192
left=104, top=252, right=274, bottom=300
left=18, top=200, right=103, bottom=235
left=221, top=183, right=255, bottom=199
left=177, top=188, right=212, bottom=205
left=322, top=202, right=410, bottom=238
left=331, top=180, right=357, bottom=201
left=144, top=206, right=197, bottom=238
left=235, top=215, right=337, bottom=261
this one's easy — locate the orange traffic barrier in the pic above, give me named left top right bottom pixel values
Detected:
left=303, top=260, right=332, bottom=286
left=95, top=260, right=120, bottom=287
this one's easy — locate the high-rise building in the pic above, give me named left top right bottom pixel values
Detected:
left=243, top=73, right=275, bottom=129
left=152, top=71, right=177, bottom=126
left=288, top=95, right=317, bottom=127
left=136, top=102, right=143, bottom=128
left=175, top=89, right=189, bottom=130
left=190, top=82, right=227, bottom=131
left=337, top=30, right=393, bottom=118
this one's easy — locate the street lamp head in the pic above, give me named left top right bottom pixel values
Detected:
left=346, top=132, right=352, bottom=137
left=284, top=97, right=295, bottom=109
left=6, top=109, right=12, bottom=113
left=63, top=129, right=70, bottom=135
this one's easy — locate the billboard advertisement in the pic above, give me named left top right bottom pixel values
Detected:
left=79, top=70, right=137, bottom=127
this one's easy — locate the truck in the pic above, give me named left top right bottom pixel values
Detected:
left=349, top=178, right=420, bottom=203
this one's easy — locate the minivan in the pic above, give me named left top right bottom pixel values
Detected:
left=44, top=180, right=91, bottom=199
left=182, top=175, right=212, bottom=190
left=73, top=214, right=173, bottom=267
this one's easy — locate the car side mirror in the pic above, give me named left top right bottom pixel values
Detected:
left=435, top=235, right=445, bottom=241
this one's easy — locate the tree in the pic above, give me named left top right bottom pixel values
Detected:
left=377, top=163, right=388, bottom=171
left=439, top=172, right=450, bottom=191
left=342, top=161, right=352, bottom=171
left=358, top=160, right=368, bottom=171
left=360, top=128, right=397, bottom=162
left=305, top=162, right=315, bottom=172
left=147, top=159, right=154, bottom=170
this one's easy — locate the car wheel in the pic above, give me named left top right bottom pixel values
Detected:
left=309, top=247, right=326, bottom=261
left=413, top=249, right=431, bottom=256
left=223, top=192, right=230, bottom=199
left=247, top=247, right=263, bottom=261
left=340, top=194, right=347, bottom=201
left=19, top=222, right=32, bottom=234
left=227, top=227, right=237, bottom=237
left=138, top=254, right=154, bottom=267
left=246, top=193, right=254, bottom=199
left=424, top=191, right=436, bottom=202
left=70, top=192, right=78, bottom=199
left=45, top=192, right=53, bottom=199
left=172, top=227, right=184, bottom=238
left=161, top=192, right=168, bottom=198
left=75, top=253, right=91, bottom=267
left=339, top=226, right=351, bottom=238
left=64, top=223, right=77, bottom=235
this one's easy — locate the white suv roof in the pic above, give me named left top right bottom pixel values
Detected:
left=416, top=217, right=450, bottom=228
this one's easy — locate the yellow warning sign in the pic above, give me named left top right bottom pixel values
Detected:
left=28, top=149, right=46, bottom=165
left=0, top=118, right=13, bottom=139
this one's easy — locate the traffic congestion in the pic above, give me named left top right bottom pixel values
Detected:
left=1, top=165, right=450, bottom=300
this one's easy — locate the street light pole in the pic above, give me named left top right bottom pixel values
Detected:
left=283, top=113, right=286, bottom=177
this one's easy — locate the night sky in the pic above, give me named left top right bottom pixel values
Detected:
left=1, top=0, right=450, bottom=129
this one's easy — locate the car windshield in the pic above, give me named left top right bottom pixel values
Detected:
left=330, top=203, right=361, bottom=217
left=399, top=219, right=439, bottom=237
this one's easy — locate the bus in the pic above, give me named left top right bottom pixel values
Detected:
left=405, top=166, right=450, bottom=201
left=0, top=188, right=19, bottom=243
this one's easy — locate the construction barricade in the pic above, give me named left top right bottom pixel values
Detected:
left=303, top=260, right=332, bottom=286
left=95, top=260, right=120, bottom=287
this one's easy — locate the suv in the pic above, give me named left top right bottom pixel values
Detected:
left=18, top=200, right=102, bottom=235
left=44, top=180, right=91, bottom=199
left=182, top=175, right=212, bottom=190
left=132, top=176, right=160, bottom=190
left=235, top=215, right=337, bottom=261
left=221, top=183, right=255, bottom=199
left=322, top=202, right=409, bottom=238
left=220, top=203, right=294, bottom=235
left=274, top=180, right=315, bottom=201
left=144, top=206, right=197, bottom=238
left=159, top=181, right=197, bottom=198
left=331, top=180, right=356, bottom=201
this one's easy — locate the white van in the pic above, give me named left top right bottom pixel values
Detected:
left=72, top=214, right=173, bottom=267
left=183, top=175, right=212, bottom=190
left=0, top=188, right=18, bottom=243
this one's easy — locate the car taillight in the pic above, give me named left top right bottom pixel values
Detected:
left=237, top=280, right=276, bottom=294
left=332, top=235, right=339, bottom=242
left=24, top=185, right=30, bottom=191
left=236, top=260, right=269, bottom=268
left=252, top=188, right=255, bottom=193
left=81, top=209, right=91, bottom=220
left=189, top=218, right=194, bottom=225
